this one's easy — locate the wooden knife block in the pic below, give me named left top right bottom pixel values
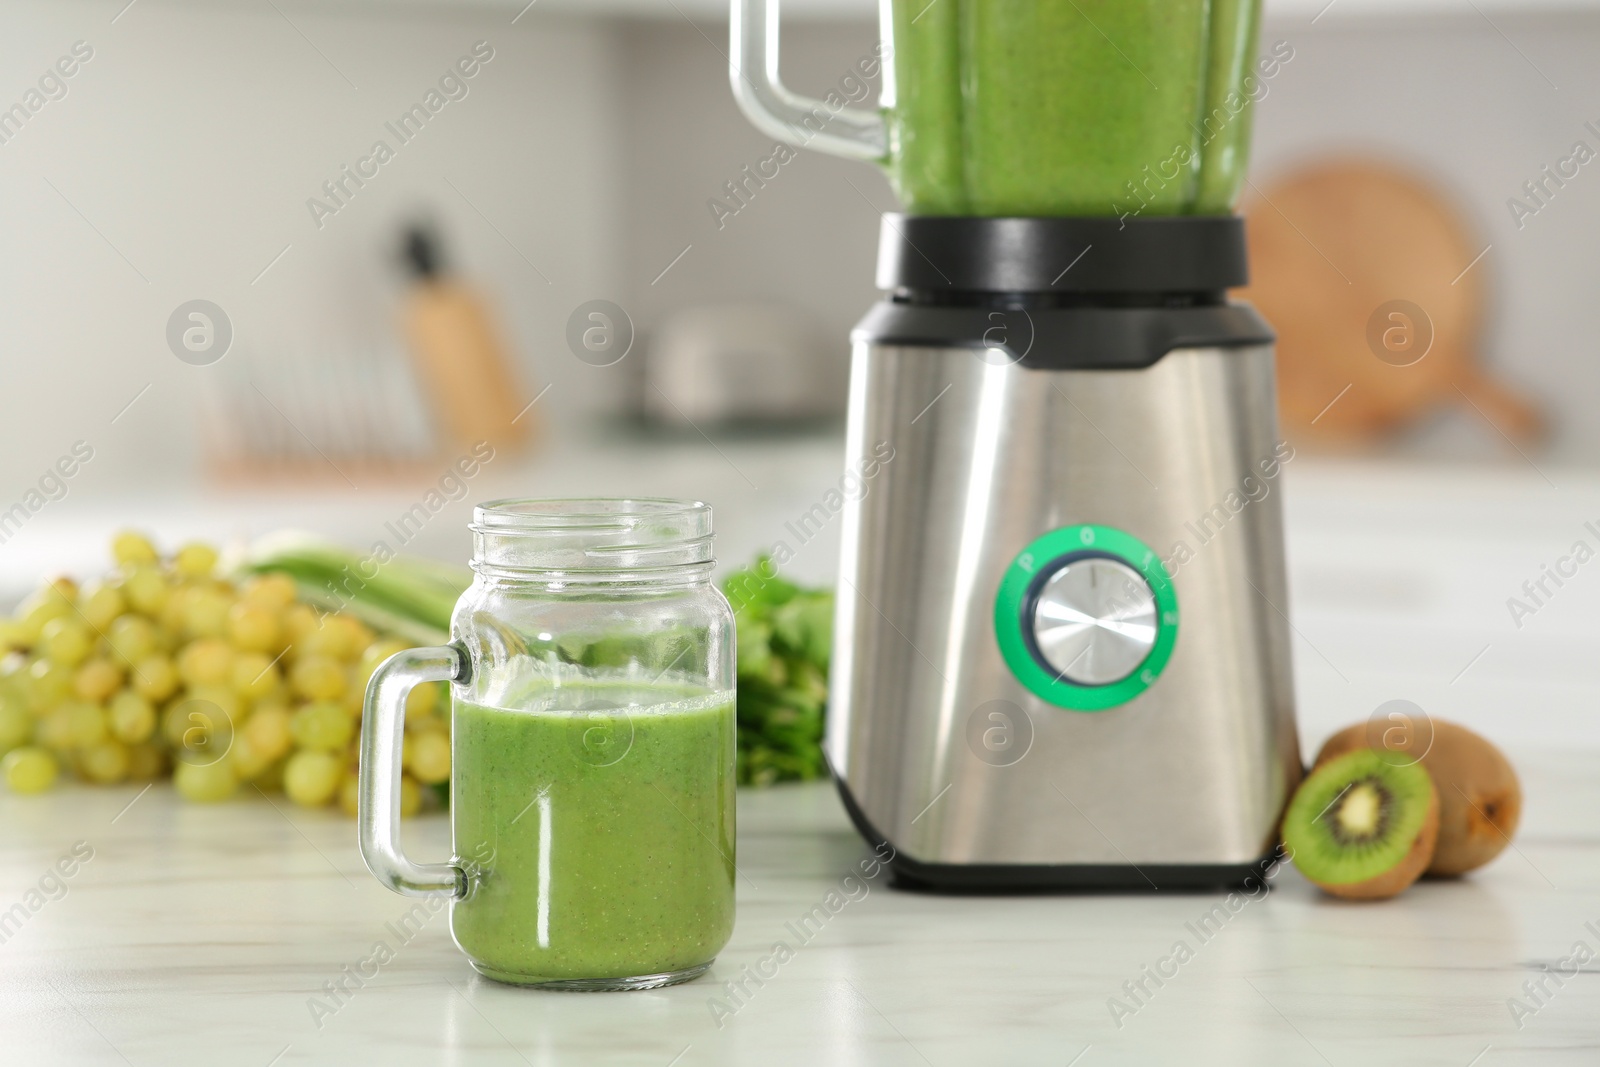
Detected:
left=404, top=280, right=533, bottom=452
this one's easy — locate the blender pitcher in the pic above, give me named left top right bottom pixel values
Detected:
left=732, top=0, right=1263, bottom=217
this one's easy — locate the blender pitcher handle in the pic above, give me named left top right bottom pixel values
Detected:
left=730, top=0, right=887, bottom=162
left=358, top=644, right=470, bottom=898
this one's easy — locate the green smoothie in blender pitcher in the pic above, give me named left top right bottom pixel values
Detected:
left=884, top=0, right=1264, bottom=217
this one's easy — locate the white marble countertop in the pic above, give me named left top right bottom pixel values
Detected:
left=1, top=753, right=1596, bottom=1066
left=4, top=446, right=1600, bottom=1062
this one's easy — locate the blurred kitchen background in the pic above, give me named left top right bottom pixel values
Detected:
left=3, top=0, right=1600, bottom=752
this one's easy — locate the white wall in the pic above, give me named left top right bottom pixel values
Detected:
left=614, top=19, right=890, bottom=382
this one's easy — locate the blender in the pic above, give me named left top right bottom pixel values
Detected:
left=731, top=0, right=1301, bottom=889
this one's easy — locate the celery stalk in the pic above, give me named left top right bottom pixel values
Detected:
left=241, top=533, right=471, bottom=645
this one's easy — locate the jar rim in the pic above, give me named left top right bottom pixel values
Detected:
left=470, top=498, right=715, bottom=577
left=473, top=497, right=711, bottom=533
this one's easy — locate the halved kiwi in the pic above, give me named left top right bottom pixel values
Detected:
left=1283, top=748, right=1439, bottom=900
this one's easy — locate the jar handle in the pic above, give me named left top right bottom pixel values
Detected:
left=730, top=0, right=887, bottom=162
left=358, top=644, right=470, bottom=898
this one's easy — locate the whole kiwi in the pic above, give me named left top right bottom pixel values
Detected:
left=1314, top=719, right=1520, bottom=876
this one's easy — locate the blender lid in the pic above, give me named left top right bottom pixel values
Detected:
left=876, top=215, right=1250, bottom=295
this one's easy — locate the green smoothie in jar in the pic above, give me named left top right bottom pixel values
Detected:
left=357, top=498, right=736, bottom=992
left=450, top=682, right=736, bottom=985
left=884, top=0, right=1264, bottom=217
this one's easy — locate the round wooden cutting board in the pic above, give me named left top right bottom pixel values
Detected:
left=1240, top=160, right=1541, bottom=445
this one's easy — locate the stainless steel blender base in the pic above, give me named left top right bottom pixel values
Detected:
left=831, top=766, right=1282, bottom=892
left=827, top=339, right=1302, bottom=886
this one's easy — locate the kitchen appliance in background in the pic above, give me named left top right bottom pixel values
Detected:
left=400, top=224, right=535, bottom=453
left=1243, top=160, right=1543, bottom=447
left=732, top=0, right=1301, bottom=889
left=640, top=301, right=844, bottom=427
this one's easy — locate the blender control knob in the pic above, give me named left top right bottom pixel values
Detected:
left=1030, top=557, right=1158, bottom=686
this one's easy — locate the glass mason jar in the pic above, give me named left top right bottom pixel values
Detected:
left=358, top=499, right=737, bottom=991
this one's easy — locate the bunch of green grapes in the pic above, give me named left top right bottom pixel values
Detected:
left=0, top=531, right=451, bottom=816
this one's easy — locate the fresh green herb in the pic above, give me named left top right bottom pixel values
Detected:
left=723, top=556, right=833, bottom=787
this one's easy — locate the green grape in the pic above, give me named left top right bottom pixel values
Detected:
left=286, top=602, right=324, bottom=638
left=40, top=617, right=93, bottom=667
left=178, top=638, right=234, bottom=687
left=63, top=701, right=109, bottom=747
left=0, top=696, right=32, bottom=753
left=290, top=626, right=345, bottom=663
left=290, top=702, right=353, bottom=752
left=107, top=615, right=157, bottom=664
left=0, top=661, right=25, bottom=703
left=0, top=620, right=28, bottom=651
left=400, top=775, right=423, bottom=817
left=25, top=659, right=73, bottom=714
left=226, top=602, right=280, bottom=653
left=243, top=704, right=294, bottom=762
left=159, top=585, right=191, bottom=634
left=253, top=755, right=287, bottom=793
left=185, top=685, right=242, bottom=721
left=360, top=638, right=410, bottom=669
left=174, top=757, right=238, bottom=802
left=339, top=771, right=361, bottom=817
left=122, top=564, right=170, bottom=615
left=228, top=731, right=274, bottom=782
left=79, top=582, right=126, bottom=630
left=79, top=739, right=131, bottom=784
left=321, top=615, right=373, bottom=662
left=108, top=690, right=156, bottom=744
left=152, top=624, right=180, bottom=653
left=355, top=639, right=409, bottom=693
left=2, top=746, right=59, bottom=794
left=183, top=587, right=233, bottom=639
left=17, top=590, right=73, bottom=643
left=350, top=660, right=379, bottom=698
left=127, top=741, right=166, bottom=781
left=73, top=658, right=124, bottom=703
left=111, top=530, right=159, bottom=567
left=283, top=750, right=341, bottom=807
left=173, top=542, right=218, bottom=578
left=162, top=692, right=236, bottom=762
left=131, top=654, right=178, bottom=702
left=340, top=670, right=365, bottom=715
left=34, top=709, right=74, bottom=752
left=405, top=681, right=439, bottom=719
left=290, top=655, right=345, bottom=701
left=241, top=572, right=298, bottom=611
left=407, top=729, right=451, bottom=785
left=231, top=651, right=281, bottom=701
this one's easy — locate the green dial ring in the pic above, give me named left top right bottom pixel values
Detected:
left=994, top=524, right=1179, bottom=711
